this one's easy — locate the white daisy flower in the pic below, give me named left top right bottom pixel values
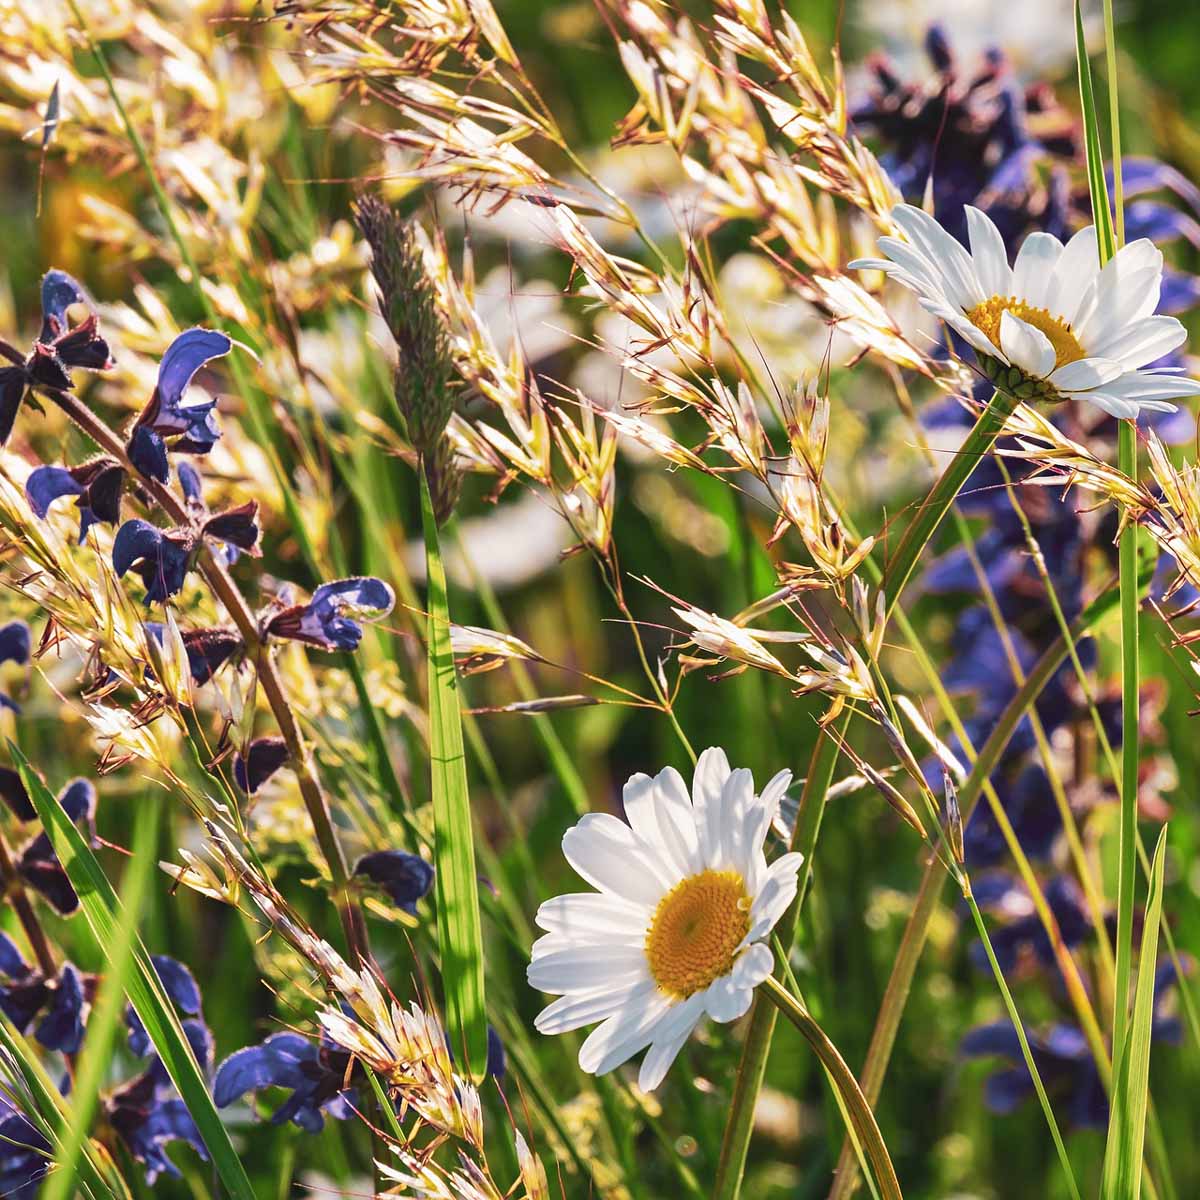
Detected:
left=527, top=748, right=803, bottom=1092
left=850, top=203, right=1200, bottom=420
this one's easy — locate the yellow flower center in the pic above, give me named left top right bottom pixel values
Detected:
left=965, top=296, right=1086, bottom=370
left=644, top=869, right=751, bottom=999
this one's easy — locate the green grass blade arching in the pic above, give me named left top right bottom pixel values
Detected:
left=762, top=977, right=903, bottom=1200
left=13, top=745, right=257, bottom=1200
left=420, top=470, right=489, bottom=1082
left=1102, top=827, right=1169, bottom=1200
left=42, top=795, right=160, bottom=1200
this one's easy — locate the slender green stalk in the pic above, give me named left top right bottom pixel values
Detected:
left=761, top=976, right=903, bottom=1200
left=1104, top=829, right=1169, bottom=1200
left=882, top=389, right=1019, bottom=614
left=964, top=887, right=1082, bottom=1200
left=712, top=725, right=843, bottom=1199
left=1114, top=420, right=1140, bottom=1061
left=420, top=469, right=489, bottom=1081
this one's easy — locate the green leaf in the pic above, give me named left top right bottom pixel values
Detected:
left=42, top=794, right=159, bottom=1200
left=419, top=469, right=489, bottom=1081
left=12, top=744, right=256, bottom=1200
left=1102, top=827, right=1169, bottom=1200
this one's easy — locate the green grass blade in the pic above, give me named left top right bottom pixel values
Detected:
left=419, top=471, right=489, bottom=1081
left=1075, top=1, right=1117, bottom=261
left=42, top=795, right=159, bottom=1200
left=1102, top=827, right=1168, bottom=1200
left=762, top=977, right=902, bottom=1200
left=12, top=745, right=256, bottom=1200
left=0, top=1015, right=122, bottom=1199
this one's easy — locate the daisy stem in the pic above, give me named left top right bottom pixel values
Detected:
left=881, top=389, right=1019, bottom=616
left=712, top=722, right=844, bottom=1200
left=1113, top=418, right=1140, bottom=1061
left=760, top=975, right=903, bottom=1200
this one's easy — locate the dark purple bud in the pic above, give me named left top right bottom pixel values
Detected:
left=38, top=271, right=88, bottom=346
left=27, top=458, right=124, bottom=544
left=35, top=962, right=87, bottom=1054
left=214, top=1032, right=356, bottom=1133
left=177, top=461, right=204, bottom=509
left=125, top=957, right=203, bottom=1060
left=0, top=766, right=34, bottom=821
left=128, top=426, right=170, bottom=483
left=0, top=366, right=27, bottom=444
left=36, top=271, right=113, bottom=375
left=0, top=622, right=29, bottom=670
left=27, top=466, right=84, bottom=516
left=131, top=330, right=231, bottom=470
left=0, top=932, right=30, bottom=980
left=924, top=23, right=954, bottom=72
left=353, top=849, right=434, bottom=915
left=263, top=577, right=395, bottom=652
left=108, top=1072, right=208, bottom=1184
left=233, top=737, right=289, bottom=793
left=144, top=624, right=242, bottom=685
left=113, top=520, right=193, bottom=605
left=17, top=778, right=96, bottom=915
left=202, top=501, right=261, bottom=554
left=184, top=627, right=242, bottom=684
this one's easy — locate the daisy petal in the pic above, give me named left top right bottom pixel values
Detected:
left=1087, top=315, right=1186, bottom=369
left=1011, top=232, right=1063, bottom=309
left=692, top=746, right=731, bottom=862
left=636, top=995, right=706, bottom=1091
left=535, top=979, right=658, bottom=1035
left=965, top=206, right=1012, bottom=299
left=891, top=204, right=983, bottom=310
left=1047, top=358, right=1124, bottom=392
left=731, top=942, right=775, bottom=990
left=622, top=767, right=700, bottom=879
left=1045, top=225, right=1100, bottom=324
left=579, top=994, right=674, bottom=1076
left=703, top=974, right=754, bottom=1023
left=999, top=312, right=1055, bottom=378
left=562, top=813, right=675, bottom=904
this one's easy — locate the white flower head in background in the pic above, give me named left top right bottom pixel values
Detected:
left=528, top=748, right=802, bottom=1091
left=851, top=203, right=1200, bottom=420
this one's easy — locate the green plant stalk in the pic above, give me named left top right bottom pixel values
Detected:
left=420, top=468, right=489, bottom=1081
left=1103, top=828, right=1168, bottom=1200
left=881, top=388, right=1019, bottom=614
left=1114, top=417, right=1140, bottom=1060
left=964, top=886, right=1082, bottom=1200
left=43, top=798, right=159, bottom=1200
left=762, top=976, right=902, bottom=1200
left=712, top=724, right=843, bottom=1200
